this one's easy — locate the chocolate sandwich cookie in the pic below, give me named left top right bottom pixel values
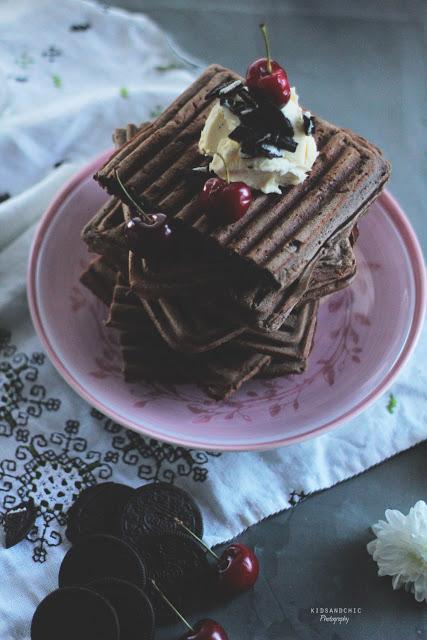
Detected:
left=130, top=533, right=212, bottom=623
left=121, top=482, right=203, bottom=542
left=66, top=482, right=134, bottom=543
left=89, top=577, right=155, bottom=640
left=59, top=533, right=147, bottom=589
left=31, top=587, right=119, bottom=640
left=4, top=499, right=37, bottom=549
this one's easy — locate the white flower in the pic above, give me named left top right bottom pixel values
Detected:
left=367, top=501, right=427, bottom=603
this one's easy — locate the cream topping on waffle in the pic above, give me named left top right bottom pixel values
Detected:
left=199, top=87, right=318, bottom=194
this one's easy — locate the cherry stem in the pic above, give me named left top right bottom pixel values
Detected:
left=260, top=23, right=272, bottom=74
left=114, top=169, right=151, bottom=223
left=215, top=152, right=230, bottom=184
left=174, top=517, right=219, bottom=560
left=150, top=579, right=194, bottom=632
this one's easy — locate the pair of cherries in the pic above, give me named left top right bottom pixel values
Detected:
left=154, top=520, right=259, bottom=640
left=201, top=23, right=291, bottom=225
left=121, top=162, right=250, bottom=256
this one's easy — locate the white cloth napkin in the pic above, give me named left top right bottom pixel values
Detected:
left=0, top=1, right=426, bottom=638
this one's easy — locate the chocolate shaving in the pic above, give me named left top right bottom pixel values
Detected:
left=303, top=113, right=315, bottom=135
left=205, top=79, right=243, bottom=100
left=213, top=84, right=300, bottom=159
left=246, top=100, right=294, bottom=139
left=258, top=143, right=286, bottom=158
left=191, top=166, right=210, bottom=174
left=276, top=135, right=298, bottom=153
left=239, top=131, right=297, bottom=158
left=204, top=75, right=302, bottom=160
left=240, top=140, right=258, bottom=158
left=228, top=125, right=255, bottom=144
left=222, top=97, right=254, bottom=117
left=186, top=165, right=212, bottom=183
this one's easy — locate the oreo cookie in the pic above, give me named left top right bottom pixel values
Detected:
left=132, top=533, right=212, bottom=623
left=121, top=482, right=203, bottom=545
left=31, top=586, right=119, bottom=640
left=89, top=577, right=155, bottom=640
left=4, top=499, right=37, bottom=548
left=66, top=482, right=134, bottom=543
left=59, top=534, right=146, bottom=589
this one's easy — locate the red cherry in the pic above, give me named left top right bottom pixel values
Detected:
left=174, top=519, right=259, bottom=595
left=124, top=214, right=173, bottom=261
left=246, top=58, right=290, bottom=107
left=115, top=168, right=174, bottom=262
left=179, top=619, right=228, bottom=640
left=201, top=177, right=252, bottom=225
left=217, top=543, right=260, bottom=593
left=246, top=23, right=290, bottom=107
left=217, top=543, right=259, bottom=594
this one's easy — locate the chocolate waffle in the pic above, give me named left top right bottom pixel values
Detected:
left=79, top=259, right=318, bottom=400
left=126, top=222, right=355, bottom=353
left=118, top=293, right=319, bottom=401
left=94, top=64, right=390, bottom=291
left=82, top=210, right=354, bottom=357
left=84, top=163, right=355, bottom=352
left=84, top=121, right=357, bottom=336
left=84, top=126, right=254, bottom=298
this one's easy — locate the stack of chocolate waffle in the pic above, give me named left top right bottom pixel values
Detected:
left=81, top=65, right=390, bottom=400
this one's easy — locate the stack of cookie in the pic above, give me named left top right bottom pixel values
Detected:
left=81, top=65, right=390, bottom=400
left=31, top=482, right=244, bottom=637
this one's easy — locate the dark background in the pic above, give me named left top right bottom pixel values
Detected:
left=105, top=2, right=426, bottom=638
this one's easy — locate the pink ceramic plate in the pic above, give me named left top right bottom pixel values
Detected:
left=28, top=151, right=426, bottom=451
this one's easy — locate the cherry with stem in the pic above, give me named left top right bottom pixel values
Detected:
left=175, top=517, right=260, bottom=594
left=200, top=153, right=252, bottom=225
left=114, top=169, right=173, bottom=260
left=246, top=23, right=291, bottom=107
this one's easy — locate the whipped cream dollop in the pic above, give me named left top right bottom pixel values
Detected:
left=199, top=87, right=318, bottom=194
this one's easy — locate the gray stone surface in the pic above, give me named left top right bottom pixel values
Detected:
left=105, top=2, right=427, bottom=637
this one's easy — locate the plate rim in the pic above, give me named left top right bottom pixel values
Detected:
left=27, top=151, right=427, bottom=452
